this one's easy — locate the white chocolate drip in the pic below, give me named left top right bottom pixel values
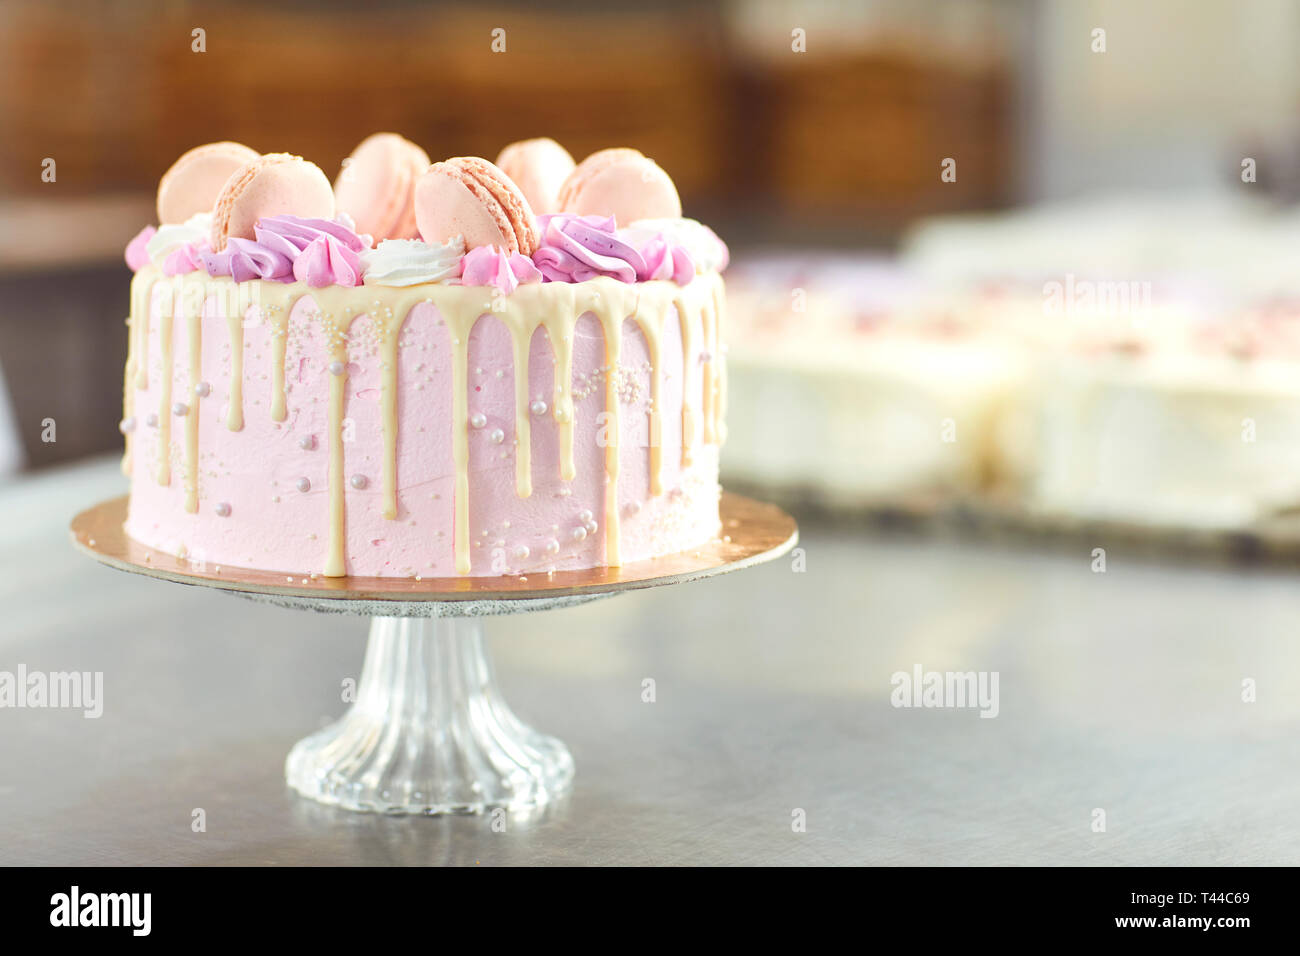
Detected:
left=125, top=270, right=725, bottom=576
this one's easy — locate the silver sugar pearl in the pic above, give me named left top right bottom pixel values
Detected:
left=544, top=538, right=560, bottom=555
left=578, top=509, right=593, bottom=522
left=512, top=545, right=530, bottom=561
left=350, top=474, right=368, bottom=489
left=470, top=412, right=487, bottom=429
left=296, top=477, right=311, bottom=493
left=530, top=399, right=548, bottom=416
left=214, top=502, right=231, bottom=517
left=145, top=413, right=159, bottom=428
left=118, top=417, right=136, bottom=434
left=172, top=402, right=189, bottom=416
left=193, top=381, right=211, bottom=398
left=329, top=360, right=345, bottom=376
left=571, top=526, right=587, bottom=542
left=490, top=428, right=505, bottom=445
left=298, top=434, right=315, bottom=450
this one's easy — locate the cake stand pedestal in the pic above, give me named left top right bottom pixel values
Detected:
left=71, top=493, right=797, bottom=815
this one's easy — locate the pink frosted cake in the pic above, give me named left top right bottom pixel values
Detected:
left=120, top=136, right=730, bottom=577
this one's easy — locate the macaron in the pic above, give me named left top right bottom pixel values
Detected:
left=494, top=138, right=575, bottom=215
left=156, top=141, right=260, bottom=225
left=209, top=153, right=335, bottom=252
left=557, top=147, right=682, bottom=224
left=334, top=132, right=431, bottom=241
left=414, top=157, right=539, bottom=255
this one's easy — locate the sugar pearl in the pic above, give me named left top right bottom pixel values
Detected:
left=470, top=412, right=487, bottom=429
left=296, top=477, right=311, bottom=493
left=329, top=360, right=345, bottom=376
left=298, top=434, right=315, bottom=450
left=118, top=417, right=136, bottom=434
left=490, top=428, right=505, bottom=444
left=571, top=526, right=587, bottom=542
left=194, top=381, right=211, bottom=397
left=577, top=509, right=593, bottom=522
left=530, top=399, right=548, bottom=416
left=144, top=413, right=158, bottom=427
left=172, top=402, right=189, bottom=416
left=214, top=502, right=231, bottom=517
left=544, top=538, right=560, bottom=555
left=350, top=474, right=368, bottom=489
left=512, top=545, right=530, bottom=560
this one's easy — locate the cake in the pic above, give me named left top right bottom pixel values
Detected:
left=723, top=255, right=1027, bottom=508
left=120, top=136, right=731, bottom=577
left=720, top=196, right=1300, bottom=537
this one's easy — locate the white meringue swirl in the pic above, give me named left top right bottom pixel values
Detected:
left=146, top=212, right=212, bottom=268
left=361, top=237, right=466, bottom=287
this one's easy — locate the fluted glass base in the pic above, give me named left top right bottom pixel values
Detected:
left=285, top=616, right=573, bottom=815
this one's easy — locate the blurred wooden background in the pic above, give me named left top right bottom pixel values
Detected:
left=0, top=0, right=1016, bottom=468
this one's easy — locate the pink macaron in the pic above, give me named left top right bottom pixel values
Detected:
left=156, top=141, right=260, bottom=224
left=494, top=137, right=575, bottom=215
left=209, top=153, right=335, bottom=252
left=334, top=132, right=431, bottom=241
left=557, top=147, right=682, bottom=225
left=414, top=156, right=539, bottom=255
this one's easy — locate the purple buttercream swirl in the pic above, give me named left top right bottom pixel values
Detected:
left=201, top=215, right=369, bottom=286
left=532, top=214, right=645, bottom=283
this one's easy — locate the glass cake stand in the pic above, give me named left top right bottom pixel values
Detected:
left=70, top=493, right=798, bottom=816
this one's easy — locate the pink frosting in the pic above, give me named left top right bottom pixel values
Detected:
left=201, top=215, right=368, bottom=286
left=459, top=244, right=542, bottom=296
left=125, top=226, right=156, bottom=272
left=163, top=241, right=209, bottom=276
left=532, top=214, right=643, bottom=283
left=294, top=235, right=363, bottom=287
left=637, top=234, right=695, bottom=285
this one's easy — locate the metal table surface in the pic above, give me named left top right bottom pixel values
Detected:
left=2, top=456, right=1298, bottom=865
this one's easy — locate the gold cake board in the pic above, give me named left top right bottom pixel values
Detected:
left=70, top=491, right=798, bottom=611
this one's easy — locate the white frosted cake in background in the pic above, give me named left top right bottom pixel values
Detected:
left=722, top=194, right=1300, bottom=536
left=723, top=256, right=1026, bottom=508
